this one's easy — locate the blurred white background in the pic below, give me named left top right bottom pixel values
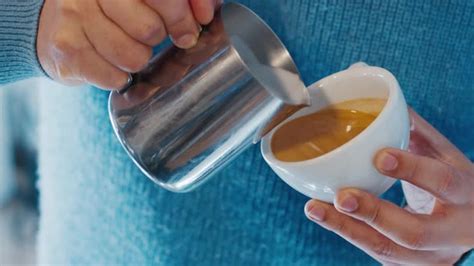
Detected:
left=0, top=79, right=41, bottom=265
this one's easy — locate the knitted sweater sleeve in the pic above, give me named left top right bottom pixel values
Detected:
left=0, top=0, right=45, bottom=85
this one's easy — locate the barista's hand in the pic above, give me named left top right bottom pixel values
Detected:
left=305, top=109, right=474, bottom=265
left=37, top=0, right=221, bottom=89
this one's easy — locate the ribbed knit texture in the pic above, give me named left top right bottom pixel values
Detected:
left=29, top=0, right=473, bottom=265
left=0, top=0, right=44, bottom=84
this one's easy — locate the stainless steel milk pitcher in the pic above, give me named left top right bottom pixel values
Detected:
left=108, top=2, right=310, bottom=192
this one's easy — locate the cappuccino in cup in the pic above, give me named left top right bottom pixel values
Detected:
left=271, top=98, right=386, bottom=162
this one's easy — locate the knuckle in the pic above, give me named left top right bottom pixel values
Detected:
left=57, top=0, right=80, bottom=17
left=436, top=165, right=457, bottom=198
left=371, top=236, right=394, bottom=261
left=334, top=219, right=349, bottom=234
left=137, top=22, right=163, bottom=42
left=51, top=33, right=80, bottom=58
left=343, top=227, right=360, bottom=242
left=400, top=222, right=427, bottom=249
left=408, top=156, right=421, bottom=180
left=366, top=201, right=383, bottom=225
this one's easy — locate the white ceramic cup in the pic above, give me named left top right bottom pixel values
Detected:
left=261, top=63, right=410, bottom=203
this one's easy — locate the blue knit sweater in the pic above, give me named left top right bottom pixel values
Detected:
left=1, top=0, right=473, bottom=265
left=0, top=0, right=43, bottom=84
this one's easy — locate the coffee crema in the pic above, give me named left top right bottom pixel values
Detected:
left=271, top=98, right=386, bottom=162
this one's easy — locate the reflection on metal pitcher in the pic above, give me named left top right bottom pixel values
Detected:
left=108, top=2, right=309, bottom=192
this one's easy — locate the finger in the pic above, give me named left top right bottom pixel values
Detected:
left=408, top=109, right=472, bottom=170
left=75, top=48, right=130, bottom=90
left=98, top=0, right=166, bottom=46
left=40, top=24, right=87, bottom=86
left=44, top=19, right=128, bottom=89
left=304, top=200, right=443, bottom=264
left=375, top=148, right=471, bottom=204
left=335, top=188, right=463, bottom=250
left=190, top=0, right=221, bottom=25
left=145, top=0, right=201, bottom=48
left=82, top=2, right=152, bottom=72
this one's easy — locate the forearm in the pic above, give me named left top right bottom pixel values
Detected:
left=0, top=0, right=45, bottom=85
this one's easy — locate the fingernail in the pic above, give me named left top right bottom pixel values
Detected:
left=376, top=152, right=398, bottom=172
left=338, top=194, right=359, bottom=212
left=173, top=34, right=198, bottom=49
left=305, top=201, right=325, bottom=221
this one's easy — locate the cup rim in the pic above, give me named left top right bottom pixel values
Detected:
left=261, top=65, right=401, bottom=167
